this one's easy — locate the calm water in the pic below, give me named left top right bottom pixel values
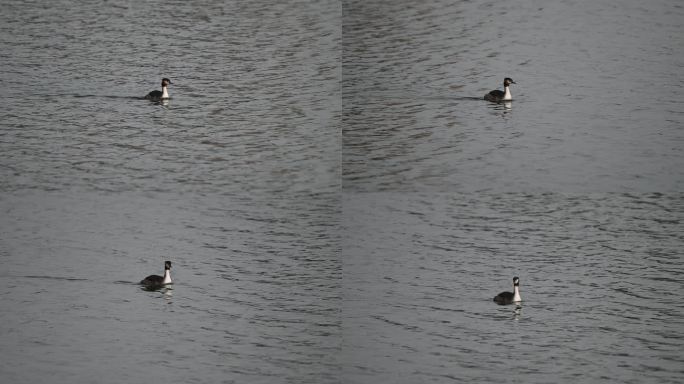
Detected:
left=1, top=0, right=683, bottom=383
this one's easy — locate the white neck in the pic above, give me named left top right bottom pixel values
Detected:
left=503, top=85, right=512, bottom=101
left=513, top=285, right=521, bottom=302
left=162, top=269, right=172, bottom=284
left=161, top=86, right=169, bottom=99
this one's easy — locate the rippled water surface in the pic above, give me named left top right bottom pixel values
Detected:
left=2, top=0, right=683, bottom=383
left=343, top=192, right=684, bottom=383
left=1, top=0, right=340, bottom=383
left=341, top=0, right=683, bottom=382
left=343, top=0, right=683, bottom=192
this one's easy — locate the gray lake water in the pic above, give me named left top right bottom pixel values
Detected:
left=343, top=0, right=683, bottom=193
left=342, top=192, right=683, bottom=383
left=1, top=0, right=340, bottom=383
left=1, top=0, right=683, bottom=383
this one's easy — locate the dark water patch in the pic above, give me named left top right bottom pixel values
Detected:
left=22, top=275, right=88, bottom=282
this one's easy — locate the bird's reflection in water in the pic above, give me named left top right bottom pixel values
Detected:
left=513, top=304, right=522, bottom=320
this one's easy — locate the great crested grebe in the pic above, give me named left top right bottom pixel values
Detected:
left=493, top=276, right=522, bottom=305
left=144, top=78, right=172, bottom=101
left=140, top=261, right=173, bottom=287
left=484, top=77, right=515, bottom=102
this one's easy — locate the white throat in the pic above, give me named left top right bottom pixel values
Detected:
left=513, top=285, right=521, bottom=302
left=503, top=85, right=512, bottom=101
left=162, top=269, right=172, bottom=284
left=161, top=86, right=169, bottom=99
